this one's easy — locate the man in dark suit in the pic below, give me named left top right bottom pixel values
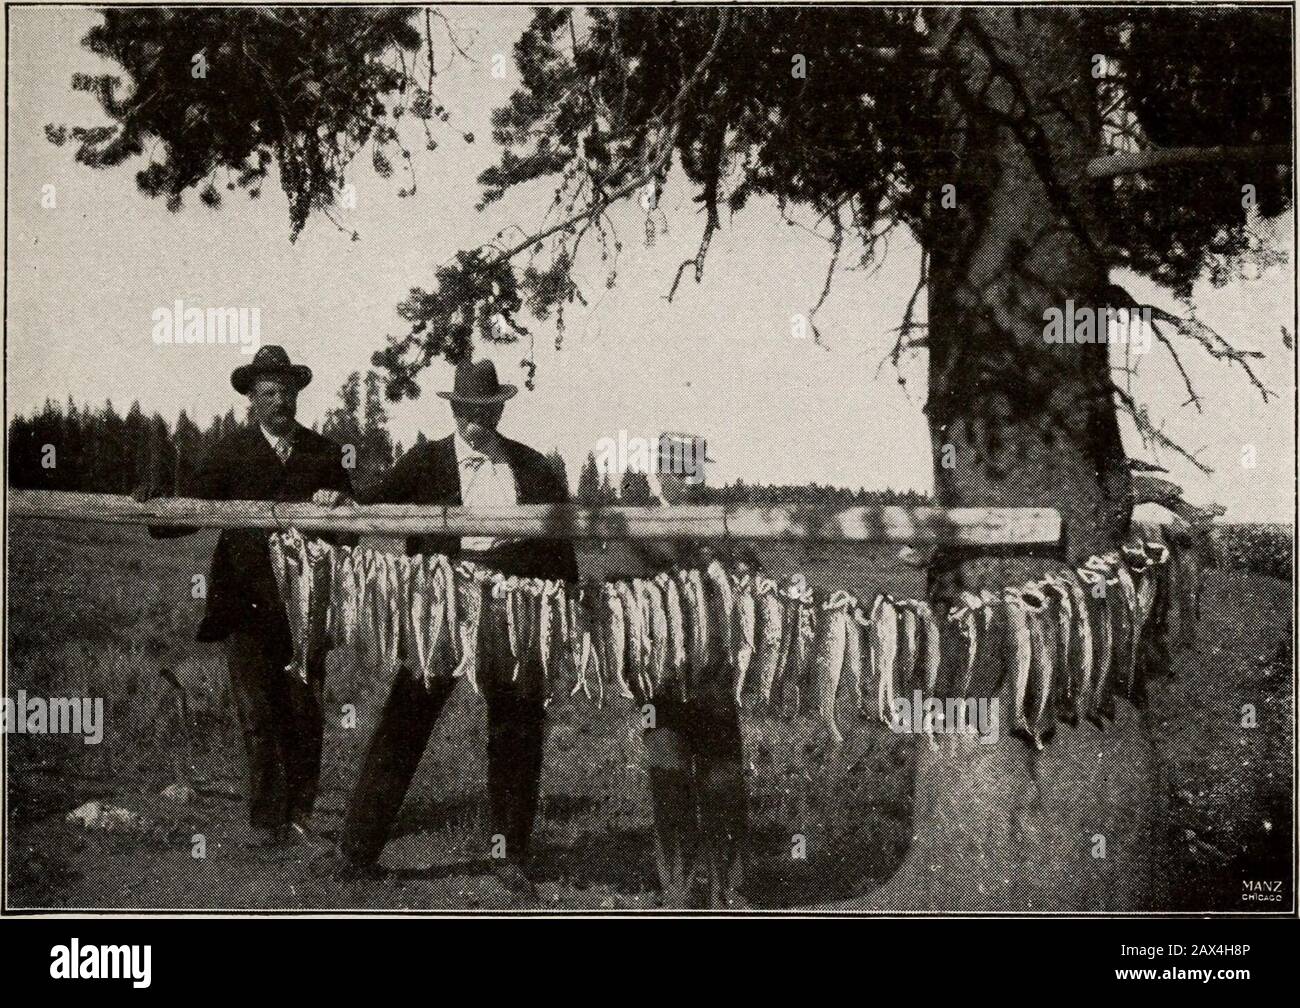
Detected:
left=321, top=359, right=576, bottom=891
left=136, top=346, right=353, bottom=846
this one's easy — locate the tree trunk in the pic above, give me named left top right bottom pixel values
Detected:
left=924, top=7, right=1130, bottom=571
left=866, top=8, right=1163, bottom=912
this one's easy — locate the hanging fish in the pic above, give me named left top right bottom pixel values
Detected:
left=516, top=579, right=535, bottom=683
left=423, top=556, right=449, bottom=687
left=524, top=578, right=548, bottom=694
left=289, top=532, right=315, bottom=684
left=432, top=554, right=456, bottom=665
left=847, top=603, right=869, bottom=712
left=576, top=584, right=604, bottom=706
left=1002, top=588, right=1033, bottom=742
left=1056, top=570, right=1093, bottom=726
left=493, top=576, right=519, bottom=681
left=1021, top=583, right=1055, bottom=749
left=895, top=600, right=920, bottom=694
left=977, top=589, right=1000, bottom=694
left=1097, top=573, right=1123, bottom=719
left=731, top=571, right=757, bottom=704
left=366, top=551, right=385, bottom=673
left=1086, top=551, right=1138, bottom=702
left=549, top=581, right=572, bottom=698
left=754, top=575, right=784, bottom=706
left=635, top=578, right=658, bottom=697
left=321, top=543, right=339, bottom=648
left=704, top=560, right=736, bottom=677
left=407, top=554, right=430, bottom=683
left=646, top=577, right=670, bottom=697
left=771, top=575, right=806, bottom=713
left=268, top=532, right=290, bottom=612
left=686, top=568, right=709, bottom=687
left=385, top=553, right=404, bottom=681
left=673, top=569, right=699, bottom=688
left=1112, top=562, right=1140, bottom=701
left=871, top=595, right=899, bottom=727
left=912, top=600, right=943, bottom=696
left=535, top=581, right=552, bottom=691
left=301, top=539, right=333, bottom=687
left=657, top=571, right=687, bottom=693
left=567, top=584, right=593, bottom=702
left=948, top=591, right=983, bottom=698
left=1039, top=578, right=1074, bottom=724
left=337, top=547, right=357, bottom=650
left=798, top=587, right=816, bottom=707
left=900, top=598, right=942, bottom=746
left=813, top=590, right=854, bottom=746
left=350, top=548, right=370, bottom=667
left=772, top=582, right=797, bottom=710
left=617, top=580, right=649, bottom=702
left=556, top=583, right=577, bottom=687
left=451, top=562, right=486, bottom=692
left=1076, top=568, right=1114, bottom=726
left=602, top=582, right=633, bottom=701
left=1124, top=545, right=1159, bottom=633
left=544, top=581, right=569, bottom=697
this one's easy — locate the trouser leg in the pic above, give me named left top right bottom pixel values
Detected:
left=485, top=692, right=546, bottom=861
left=339, top=669, right=457, bottom=866
left=281, top=654, right=326, bottom=825
left=480, top=591, right=547, bottom=862
left=691, top=692, right=747, bottom=906
left=225, top=632, right=289, bottom=830
left=644, top=700, right=699, bottom=907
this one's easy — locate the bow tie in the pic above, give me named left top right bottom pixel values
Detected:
left=461, top=454, right=488, bottom=471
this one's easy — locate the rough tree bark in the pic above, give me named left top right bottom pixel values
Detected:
left=862, top=8, right=1164, bottom=912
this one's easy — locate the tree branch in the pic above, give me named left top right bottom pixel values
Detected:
left=486, top=11, right=732, bottom=266
left=1111, top=384, right=1213, bottom=475
left=1087, top=143, right=1290, bottom=179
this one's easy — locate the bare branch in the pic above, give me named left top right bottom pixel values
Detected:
left=1111, top=384, right=1214, bottom=475
left=1103, top=283, right=1274, bottom=403
left=1087, top=143, right=1290, bottom=179
left=1148, top=325, right=1203, bottom=413
left=878, top=251, right=928, bottom=378
left=808, top=212, right=845, bottom=349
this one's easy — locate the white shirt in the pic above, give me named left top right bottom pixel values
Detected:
left=261, top=424, right=295, bottom=463
left=454, top=432, right=519, bottom=551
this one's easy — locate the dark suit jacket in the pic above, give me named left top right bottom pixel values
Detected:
left=357, top=434, right=578, bottom=581
left=153, top=423, right=353, bottom=663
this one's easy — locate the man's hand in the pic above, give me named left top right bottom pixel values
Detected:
left=312, top=489, right=354, bottom=508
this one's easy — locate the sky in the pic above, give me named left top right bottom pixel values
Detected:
left=6, top=5, right=1296, bottom=521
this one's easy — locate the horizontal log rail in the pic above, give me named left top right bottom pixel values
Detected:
left=7, top=489, right=1062, bottom=546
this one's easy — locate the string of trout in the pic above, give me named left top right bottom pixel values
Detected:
left=266, top=533, right=1171, bottom=751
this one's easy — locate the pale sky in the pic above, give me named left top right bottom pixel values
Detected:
left=6, top=5, right=1296, bottom=520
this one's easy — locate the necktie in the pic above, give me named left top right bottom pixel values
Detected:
left=274, top=439, right=292, bottom=463
left=462, top=455, right=487, bottom=472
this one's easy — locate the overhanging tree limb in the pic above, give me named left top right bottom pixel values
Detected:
left=1087, top=143, right=1290, bottom=179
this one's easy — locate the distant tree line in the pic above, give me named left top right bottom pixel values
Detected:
left=9, top=395, right=929, bottom=510
left=8, top=370, right=399, bottom=497
left=9, top=397, right=239, bottom=495
left=570, top=453, right=930, bottom=508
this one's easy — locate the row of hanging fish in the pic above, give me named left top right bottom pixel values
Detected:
left=266, top=533, right=823, bottom=712
left=266, top=532, right=1171, bottom=751
left=866, top=541, right=1170, bottom=751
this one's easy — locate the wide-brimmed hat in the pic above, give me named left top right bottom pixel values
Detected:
left=231, top=345, right=312, bottom=395
left=436, top=359, right=517, bottom=405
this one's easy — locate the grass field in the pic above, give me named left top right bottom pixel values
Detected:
left=4, top=517, right=1292, bottom=911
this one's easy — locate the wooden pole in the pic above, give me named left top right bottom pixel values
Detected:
left=8, top=489, right=1062, bottom=546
